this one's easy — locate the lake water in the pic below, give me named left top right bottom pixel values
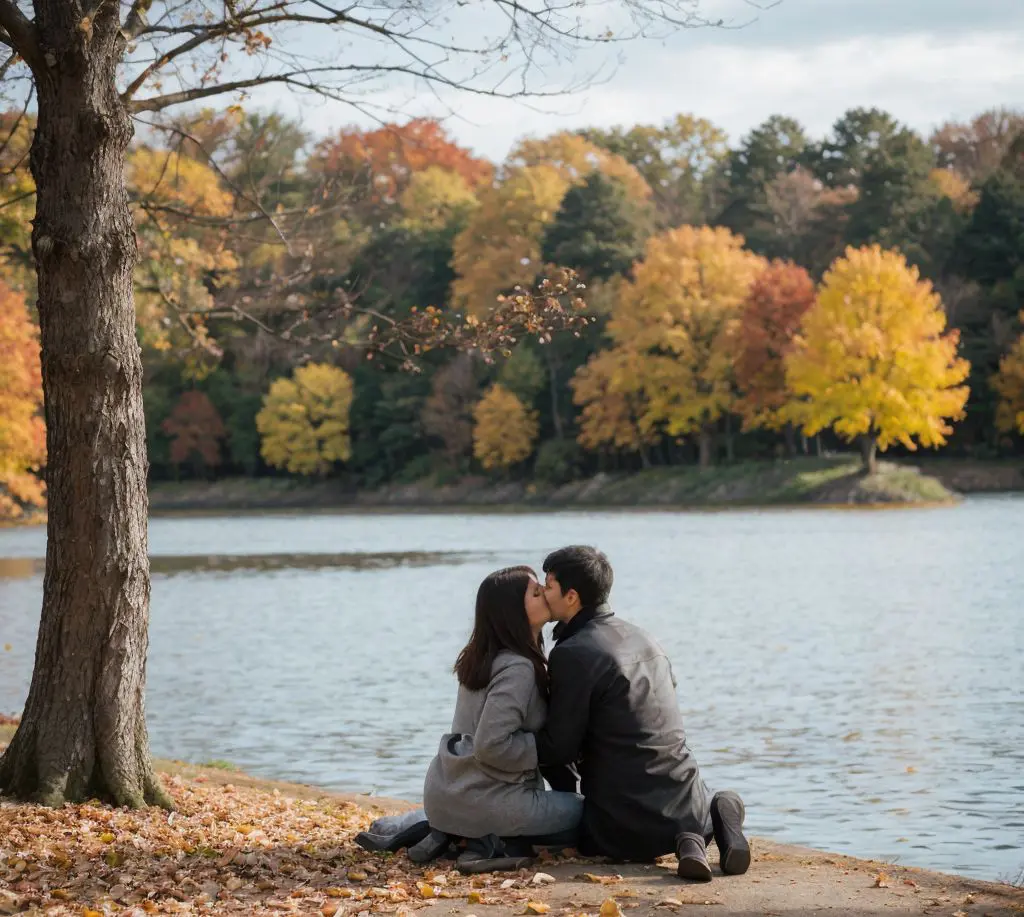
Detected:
left=1, top=500, right=1023, bottom=882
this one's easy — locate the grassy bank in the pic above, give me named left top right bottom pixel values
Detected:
left=2, top=723, right=1022, bottom=916
left=148, top=457, right=966, bottom=514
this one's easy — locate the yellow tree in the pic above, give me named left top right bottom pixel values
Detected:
left=128, top=148, right=239, bottom=358
left=256, top=363, right=354, bottom=476
left=473, top=384, right=539, bottom=471
left=992, top=316, right=1024, bottom=435
left=399, top=166, right=480, bottom=230
left=452, top=135, right=651, bottom=314
left=451, top=165, right=572, bottom=314
left=0, top=281, right=46, bottom=520
left=785, top=245, right=971, bottom=473
left=572, top=347, right=663, bottom=465
left=578, top=225, right=764, bottom=467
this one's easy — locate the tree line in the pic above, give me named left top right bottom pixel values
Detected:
left=2, top=105, right=1023, bottom=511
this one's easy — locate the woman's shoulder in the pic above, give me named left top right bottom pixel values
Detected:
left=490, top=650, right=538, bottom=679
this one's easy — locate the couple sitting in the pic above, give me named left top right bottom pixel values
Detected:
left=358, top=545, right=749, bottom=882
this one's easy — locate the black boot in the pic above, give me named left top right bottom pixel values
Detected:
left=710, top=791, right=750, bottom=875
left=675, top=832, right=713, bottom=882
left=456, top=834, right=535, bottom=874
left=408, top=829, right=454, bottom=864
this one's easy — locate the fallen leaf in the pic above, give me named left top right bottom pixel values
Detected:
left=348, top=870, right=368, bottom=882
left=657, top=899, right=682, bottom=908
left=532, top=872, right=556, bottom=885
left=416, top=882, right=436, bottom=899
left=873, top=872, right=891, bottom=888
left=468, top=891, right=484, bottom=904
left=524, top=902, right=551, bottom=915
left=600, top=899, right=623, bottom=917
left=99, top=832, right=116, bottom=843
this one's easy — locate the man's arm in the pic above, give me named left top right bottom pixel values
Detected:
left=534, top=646, right=592, bottom=766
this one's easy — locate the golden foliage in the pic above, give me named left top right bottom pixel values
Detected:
left=572, top=348, right=661, bottom=454
left=508, top=132, right=651, bottom=201
left=784, top=245, right=971, bottom=452
left=128, top=149, right=239, bottom=357
left=451, top=165, right=570, bottom=314
left=928, top=167, right=980, bottom=214
left=256, top=363, right=353, bottom=476
left=0, top=281, right=46, bottom=519
left=992, top=314, right=1024, bottom=435
left=452, top=134, right=651, bottom=315
left=574, top=225, right=764, bottom=453
left=473, top=384, right=539, bottom=470
left=399, top=166, right=479, bottom=230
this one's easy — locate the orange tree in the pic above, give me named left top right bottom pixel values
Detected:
left=0, top=280, right=44, bottom=519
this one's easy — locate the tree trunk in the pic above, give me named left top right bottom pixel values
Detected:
left=544, top=350, right=564, bottom=440
left=0, top=7, right=169, bottom=809
left=783, top=423, right=797, bottom=459
left=859, top=434, right=878, bottom=475
left=698, top=425, right=714, bottom=469
left=723, top=415, right=735, bottom=463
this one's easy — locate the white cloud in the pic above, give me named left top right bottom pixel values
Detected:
left=250, top=28, right=1024, bottom=160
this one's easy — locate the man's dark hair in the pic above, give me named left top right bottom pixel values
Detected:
left=542, top=545, right=613, bottom=608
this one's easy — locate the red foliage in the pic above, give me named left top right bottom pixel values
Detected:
left=162, top=391, right=226, bottom=469
left=310, top=118, right=493, bottom=204
left=734, top=260, right=817, bottom=429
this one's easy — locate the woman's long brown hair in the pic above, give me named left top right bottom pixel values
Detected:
left=454, top=566, right=548, bottom=694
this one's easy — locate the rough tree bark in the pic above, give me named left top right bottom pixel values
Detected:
left=0, top=0, right=170, bottom=808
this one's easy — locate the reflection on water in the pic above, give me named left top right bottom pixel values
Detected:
left=1, top=500, right=1022, bottom=882
left=0, top=551, right=481, bottom=579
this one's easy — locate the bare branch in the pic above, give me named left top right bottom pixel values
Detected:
left=0, top=0, right=40, bottom=71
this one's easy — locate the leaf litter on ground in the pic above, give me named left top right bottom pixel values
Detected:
left=0, top=772, right=580, bottom=915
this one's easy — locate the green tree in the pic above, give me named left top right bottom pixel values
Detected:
left=717, top=115, right=809, bottom=252
left=541, top=173, right=652, bottom=281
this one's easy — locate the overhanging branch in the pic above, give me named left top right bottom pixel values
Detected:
left=0, top=0, right=40, bottom=72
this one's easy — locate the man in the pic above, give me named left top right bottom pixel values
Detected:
left=534, top=545, right=750, bottom=882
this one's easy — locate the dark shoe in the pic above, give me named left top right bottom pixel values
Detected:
left=711, top=791, right=751, bottom=876
left=455, top=834, right=534, bottom=874
left=407, top=829, right=454, bottom=864
left=355, top=817, right=431, bottom=854
left=675, top=832, right=713, bottom=882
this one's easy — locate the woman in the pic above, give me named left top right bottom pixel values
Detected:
left=421, top=566, right=583, bottom=865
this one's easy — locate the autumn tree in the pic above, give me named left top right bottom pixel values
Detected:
left=0, top=280, right=45, bottom=520
left=932, top=108, right=1024, bottom=184
left=785, top=246, right=971, bottom=473
left=452, top=135, right=649, bottom=313
left=992, top=317, right=1024, bottom=436
left=572, top=347, right=661, bottom=464
left=580, top=114, right=728, bottom=226
left=310, top=119, right=492, bottom=208
left=473, top=384, right=539, bottom=472
left=161, top=391, right=227, bottom=475
left=734, top=261, right=816, bottom=452
left=421, top=354, right=478, bottom=466
left=256, top=363, right=354, bottom=476
left=574, top=225, right=764, bottom=466
left=0, top=0, right=709, bottom=807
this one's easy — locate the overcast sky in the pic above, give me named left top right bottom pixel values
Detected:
left=250, top=0, right=1024, bottom=160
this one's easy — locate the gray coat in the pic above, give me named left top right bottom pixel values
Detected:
left=423, top=651, right=574, bottom=838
